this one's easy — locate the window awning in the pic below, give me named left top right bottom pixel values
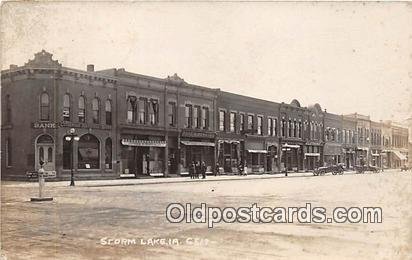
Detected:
left=305, top=153, right=320, bottom=157
left=181, top=141, right=215, bottom=147
left=247, top=149, right=268, bottom=154
left=121, top=139, right=166, bottom=147
left=392, top=150, right=407, bottom=160
left=282, top=144, right=300, bottom=149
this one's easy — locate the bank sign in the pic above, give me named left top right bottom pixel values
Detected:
left=32, top=122, right=58, bottom=129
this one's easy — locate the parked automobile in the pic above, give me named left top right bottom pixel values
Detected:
left=400, top=165, right=411, bottom=172
left=313, top=164, right=344, bottom=176
left=354, top=165, right=380, bottom=174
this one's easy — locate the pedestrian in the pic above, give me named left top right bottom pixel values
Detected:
left=189, top=161, right=195, bottom=179
left=201, top=161, right=206, bottom=179
left=215, top=162, right=220, bottom=176
left=195, top=161, right=201, bottom=179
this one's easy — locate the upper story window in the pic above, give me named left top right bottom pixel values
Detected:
left=78, top=96, right=86, bottom=123
left=202, top=107, right=209, bottom=130
left=193, top=106, right=200, bottom=128
left=148, top=99, right=159, bottom=125
left=240, top=114, right=245, bottom=132
left=138, top=98, right=148, bottom=124
left=293, top=120, right=297, bottom=137
left=298, top=121, right=302, bottom=138
left=40, top=92, right=50, bottom=121
left=92, top=98, right=100, bottom=124
left=274, top=118, right=278, bottom=136
left=219, top=110, right=226, bottom=131
left=288, top=120, right=292, bottom=137
left=127, top=96, right=136, bottom=123
left=185, top=104, right=193, bottom=128
left=247, top=115, right=254, bottom=130
left=257, top=116, right=263, bottom=135
left=5, top=94, right=11, bottom=124
left=63, top=94, right=71, bottom=122
left=5, top=137, right=12, bottom=167
left=105, top=100, right=112, bottom=125
left=268, top=118, right=273, bottom=136
left=168, top=102, right=176, bottom=127
left=281, top=118, right=286, bottom=137
left=230, top=112, right=236, bottom=133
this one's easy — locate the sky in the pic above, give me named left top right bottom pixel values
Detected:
left=1, top=1, right=411, bottom=122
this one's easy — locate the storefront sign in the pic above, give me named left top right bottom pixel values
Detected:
left=32, top=122, right=58, bottom=129
left=181, top=130, right=215, bottom=139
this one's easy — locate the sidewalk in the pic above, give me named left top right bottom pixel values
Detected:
left=2, top=169, right=399, bottom=188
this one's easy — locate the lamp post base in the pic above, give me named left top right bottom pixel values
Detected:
left=30, top=197, right=53, bottom=202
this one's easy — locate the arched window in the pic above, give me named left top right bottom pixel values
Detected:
left=63, top=94, right=71, bottom=121
left=48, top=147, right=53, bottom=162
left=40, top=92, right=50, bottom=121
left=78, top=96, right=86, bottom=123
left=105, top=100, right=112, bottom=125
left=92, top=98, right=100, bottom=124
left=105, top=138, right=112, bottom=169
left=78, top=134, right=100, bottom=169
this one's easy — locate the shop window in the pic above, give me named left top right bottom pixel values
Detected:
left=127, top=96, right=136, bottom=123
left=168, top=102, right=176, bottom=127
left=78, top=96, right=86, bottom=123
left=92, top=98, right=100, bottom=124
left=219, top=110, right=226, bottom=131
left=257, top=116, right=263, bottom=135
left=202, top=107, right=209, bottom=130
left=105, top=138, right=112, bottom=169
left=230, top=112, right=236, bottom=132
left=185, top=105, right=193, bottom=128
left=105, top=100, right=112, bottom=125
left=63, top=94, right=71, bottom=122
left=40, top=92, right=50, bottom=121
left=78, top=134, right=100, bottom=169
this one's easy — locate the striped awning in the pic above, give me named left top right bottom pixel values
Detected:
left=282, top=144, right=300, bottom=149
left=305, top=153, right=320, bottom=157
left=247, top=149, right=268, bottom=154
left=121, top=139, right=166, bottom=147
left=181, top=141, right=215, bottom=147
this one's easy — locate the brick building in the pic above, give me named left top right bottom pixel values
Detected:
left=1, top=51, right=409, bottom=180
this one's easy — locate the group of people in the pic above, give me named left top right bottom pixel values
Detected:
left=189, top=161, right=207, bottom=179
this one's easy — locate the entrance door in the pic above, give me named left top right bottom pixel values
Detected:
left=35, top=134, right=55, bottom=171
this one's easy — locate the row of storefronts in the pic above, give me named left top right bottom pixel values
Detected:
left=1, top=51, right=409, bottom=180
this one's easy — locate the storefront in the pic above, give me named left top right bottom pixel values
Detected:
left=245, top=139, right=267, bottom=173
left=304, top=144, right=322, bottom=170
left=120, top=137, right=166, bottom=177
left=370, top=149, right=382, bottom=167
left=343, top=148, right=356, bottom=169
left=179, top=130, right=216, bottom=175
left=217, top=139, right=241, bottom=174
left=324, top=144, right=343, bottom=166
left=266, top=142, right=279, bottom=173
left=281, top=143, right=303, bottom=172
left=391, top=150, right=407, bottom=168
left=355, top=147, right=368, bottom=166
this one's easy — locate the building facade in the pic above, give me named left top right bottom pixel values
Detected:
left=1, top=51, right=409, bottom=180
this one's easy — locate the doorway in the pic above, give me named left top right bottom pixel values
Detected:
left=35, top=134, right=55, bottom=171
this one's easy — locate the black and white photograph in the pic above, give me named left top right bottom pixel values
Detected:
left=1, top=1, right=411, bottom=259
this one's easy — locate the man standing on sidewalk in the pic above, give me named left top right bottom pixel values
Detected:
left=201, top=161, right=207, bottom=179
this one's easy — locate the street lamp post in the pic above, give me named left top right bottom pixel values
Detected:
left=65, top=128, right=80, bottom=186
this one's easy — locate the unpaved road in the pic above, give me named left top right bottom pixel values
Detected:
left=1, top=171, right=412, bottom=259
